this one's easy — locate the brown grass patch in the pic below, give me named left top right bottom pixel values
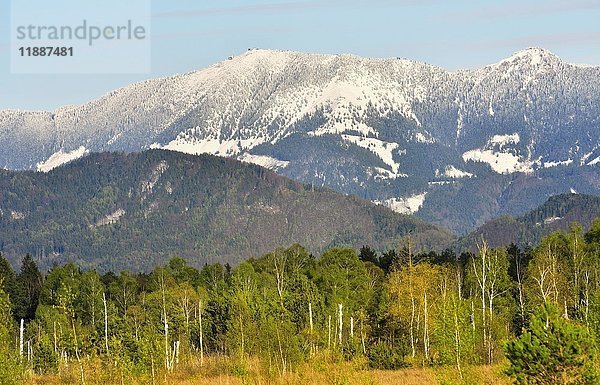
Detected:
left=25, top=355, right=511, bottom=385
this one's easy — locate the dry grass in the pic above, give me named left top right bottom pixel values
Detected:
left=25, top=355, right=512, bottom=385
left=370, top=367, right=438, bottom=384
left=432, top=365, right=513, bottom=385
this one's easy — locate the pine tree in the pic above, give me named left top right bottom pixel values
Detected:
left=358, top=246, right=378, bottom=265
left=504, top=304, right=598, bottom=385
left=14, top=254, right=43, bottom=321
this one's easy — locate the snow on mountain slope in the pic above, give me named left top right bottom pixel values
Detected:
left=1, top=47, right=599, bottom=233
left=1, top=49, right=450, bottom=166
left=462, top=148, right=534, bottom=174
left=461, top=132, right=536, bottom=174
left=375, top=192, right=428, bottom=215
left=37, top=146, right=88, bottom=172
left=436, top=165, right=473, bottom=179
left=341, top=134, right=403, bottom=175
left=3, top=47, right=596, bottom=167
left=544, top=159, right=573, bottom=168
left=489, top=133, right=520, bottom=146
left=238, top=153, right=290, bottom=171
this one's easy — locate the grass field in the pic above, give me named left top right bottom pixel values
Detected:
left=24, top=354, right=513, bottom=385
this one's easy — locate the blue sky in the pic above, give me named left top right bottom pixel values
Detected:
left=1, top=0, right=599, bottom=111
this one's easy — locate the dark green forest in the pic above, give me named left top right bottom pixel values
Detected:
left=0, top=150, right=452, bottom=272
left=1, top=219, right=600, bottom=384
left=457, top=193, right=600, bottom=251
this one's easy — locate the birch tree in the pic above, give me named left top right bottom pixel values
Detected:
left=468, top=241, right=512, bottom=364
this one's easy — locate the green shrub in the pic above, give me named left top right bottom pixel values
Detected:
left=33, top=335, right=59, bottom=374
left=504, top=304, right=598, bottom=385
left=367, top=341, right=407, bottom=369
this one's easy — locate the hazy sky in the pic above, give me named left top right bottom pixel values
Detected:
left=1, top=0, right=599, bottom=111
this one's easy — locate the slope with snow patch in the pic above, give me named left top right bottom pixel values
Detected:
left=375, top=192, right=427, bottom=215
left=36, top=146, right=88, bottom=172
left=462, top=133, right=534, bottom=174
left=238, top=153, right=290, bottom=171
left=341, top=134, right=403, bottom=175
left=436, top=165, right=473, bottom=178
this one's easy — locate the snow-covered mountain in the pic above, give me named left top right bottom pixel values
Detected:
left=1, top=47, right=599, bottom=233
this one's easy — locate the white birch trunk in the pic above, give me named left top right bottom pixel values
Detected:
left=19, top=319, right=24, bottom=358
left=161, top=273, right=169, bottom=371
left=360, top=319, right=366, bottom=354
left=199, top=300, right=204, bottom=367
left=309, top=302, right=313, bottom=333
left=309, top=302, right=314, bottom=355
left=53, top=321, right=57, bottom=353
left=328, top=315, right=331, bottom=349
left=338, top=304, right=343, bottom=345
left=103, top=292, right=109, bottom=355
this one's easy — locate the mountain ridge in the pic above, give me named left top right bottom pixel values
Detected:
left=2, top=47, right=598, bottom=233
left=456, top=193, right=600, bottom=251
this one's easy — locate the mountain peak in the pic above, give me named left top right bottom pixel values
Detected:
left=513, top=47, right=557, bottom=57
left=500, top=47, right=561, bottom=66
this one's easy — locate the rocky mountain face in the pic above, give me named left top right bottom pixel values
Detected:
left=1, top=47, right=598, bottom=233
left=0, top=150, right=452, bottom=271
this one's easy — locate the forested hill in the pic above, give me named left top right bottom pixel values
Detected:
left=0, top=150, right=453, bottom=271
left=457, top=193, right=600, bottom=251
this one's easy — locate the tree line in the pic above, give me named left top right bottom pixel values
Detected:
left=0, top=220, right=599, bottom=383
